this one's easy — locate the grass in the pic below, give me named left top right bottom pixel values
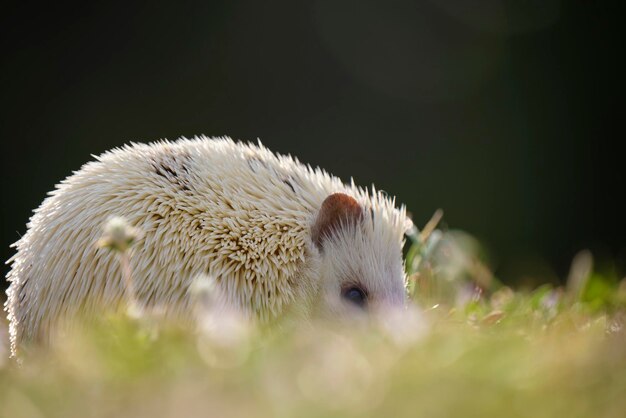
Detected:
left=1, top=222, right=625, bottom=418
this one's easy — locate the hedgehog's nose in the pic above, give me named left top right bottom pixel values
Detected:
left=371, top=291, right=408, bottom=314
left=372, top=302, right=427, bottom=346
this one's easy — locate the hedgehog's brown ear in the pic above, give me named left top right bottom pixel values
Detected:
left=312, top=193, right=363, bottom=250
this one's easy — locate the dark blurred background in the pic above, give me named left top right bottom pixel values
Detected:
left=1, top=1, right=623, bottom=288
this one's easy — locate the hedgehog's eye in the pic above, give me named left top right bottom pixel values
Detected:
left=342, top=286, right=367, bottom=308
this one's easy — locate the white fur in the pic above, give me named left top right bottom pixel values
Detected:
left=5, top=136, right=411, bottom=354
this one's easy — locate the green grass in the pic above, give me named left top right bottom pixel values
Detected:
left=1, top=227, right=625, bottom=418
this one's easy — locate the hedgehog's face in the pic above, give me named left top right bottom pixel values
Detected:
left=310, top=193, right=408, bottom=320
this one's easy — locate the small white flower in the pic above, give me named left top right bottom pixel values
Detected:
left=97, top=216, right=141, bottom=252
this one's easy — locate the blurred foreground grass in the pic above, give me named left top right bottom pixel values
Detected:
left=1, top=224, right=626, bottom=418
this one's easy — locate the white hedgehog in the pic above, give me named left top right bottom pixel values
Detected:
left=5, top=136, right=411, bottom=354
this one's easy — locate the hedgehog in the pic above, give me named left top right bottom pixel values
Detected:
left=5, top=136, right=411, bottom=354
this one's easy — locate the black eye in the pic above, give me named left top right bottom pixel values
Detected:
left=342, top=286, right=367, bottom=308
